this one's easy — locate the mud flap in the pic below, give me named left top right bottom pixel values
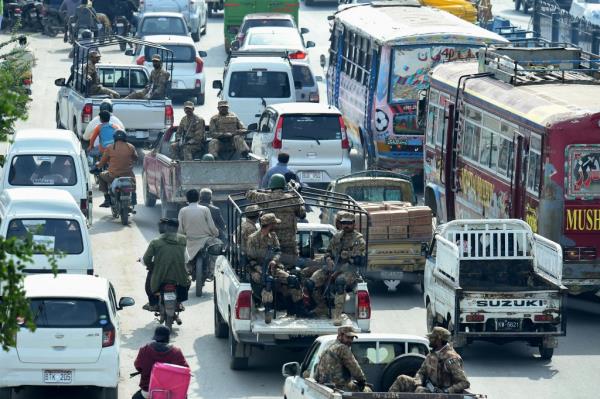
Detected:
left=543, top=336, right=558, bottom=348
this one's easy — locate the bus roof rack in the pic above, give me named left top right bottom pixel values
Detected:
left=478, top=44, right=600, bottom=86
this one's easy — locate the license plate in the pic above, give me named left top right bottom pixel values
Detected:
left=116, top=23, right=124, bottom=27
left=30, top=12, right=37, bottom=17
left=497, top=319, right=520, bottom=331
left=135, top=131, right=149, bottom=139
left=301, top=171, right=322, bottom=180
left=164, top=292, right=177, bottom=301
left=44, top=370, right=72, bottom=384
left=381, top=271, right=404, bottom=280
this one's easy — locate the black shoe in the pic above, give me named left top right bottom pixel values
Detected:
left=99, top=195, right=111, bottom=208
left=131, top=192, right=137, bottom=206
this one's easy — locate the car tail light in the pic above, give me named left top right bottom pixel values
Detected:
left=15, top=8, right=22, bottom=14
left=564, top=246, right=596, bottom=261
left=534, top=314, right=554, bottom=322
left=22, top=78, right=32, bottom=86
left=289, top=51, right=307, bottom=60
left=165, top=105, right=174, bottom=126
left=309, top=92, right=319, bottom=103
left=466, top=313, right=484, bottom=322
left=80, top=198, right=88, bottom=212
left=102, top=327, right=115, bottom=347
left=272, top=117, right=283, bottom=149
left=82, top=103, right=93, bottom=124
left=164, top=283, right=177, bottom=292
left=357, top=290, right=370, bottom=319
left=195, top=56, right=204, bottom=73
left=135, top=55, right=145, bottom=65
left=235, top=290, right=252, bottom=320
left=339, top=116, right=349, bottom=149
left=195, top=79, right=201, bottom=88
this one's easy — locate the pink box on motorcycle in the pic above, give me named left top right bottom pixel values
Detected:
left=149, top=362, right=191, bottom=399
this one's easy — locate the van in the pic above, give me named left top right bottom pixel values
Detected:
left=2, top=129, right=93, bottom=223
left=0, top=188, right=93, bottom=275
left=250, top=103, right=351, bottom=186
left=213, top=52, right=297, bottom=126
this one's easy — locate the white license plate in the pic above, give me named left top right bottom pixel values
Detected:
left=44, top=370, right=72, bottom=384
left=381, top=271, right=404, bottom=280
left=30, top=12, right=37, bottom=17
left=164, top=292, right=177, bottom=301
left=135, top=131, right=149, bottom=139
left=116, top=23, right=124, bottom=27
left=301, top=171, right=322, bottom=180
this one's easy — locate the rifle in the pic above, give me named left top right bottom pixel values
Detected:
left=261, top=246, right=276, bottom=322
left=322, top=248, right=342, bottom=318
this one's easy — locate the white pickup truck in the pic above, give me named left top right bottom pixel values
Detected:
left=214, top=194, right=372, bottom=370
left=55, top=62, right=173, bottom=146
left=424, top=219, right=567, bottom=360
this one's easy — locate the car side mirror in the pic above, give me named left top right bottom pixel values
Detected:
left=282, top=362, right=300, bottom=377
left=198, top=50, right=207, bottom=57
left=306, top=41, right=315, bottom=48
left=319, top=54, right=326, bottom=69
left=124, top=49, right=134, bottom=56
left=327, top=15, right=334, bottom=21
left=247, top=122, right=258, bottom=131
left=54, top=78, right=66, bottom=87
left=300, top=27, right=309, bottom=34
left=294, top=80, right=303, bottom=90
left=261, top=125, right=270, bottom=133
left=118, top=297, right=135, bottom=310
left=212, top=80, right=223, bottom=90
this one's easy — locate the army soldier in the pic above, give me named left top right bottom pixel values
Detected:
left=237, top=204, right=260, bottom=253
left=246, top=174, right=306, bottom=263
left=246, top=213, right=304, bottom=322
left=171, top=101, right=206, bottom=160
left=309, top=213, right=365, bottom=325
left=389, top=327, right=470, bottom=394
left=208, top=100, right=250, bottom=158
left=314, top=326, right=369, bottom=392
left=126, top=54, right=170, bottom=100
left=86, top=50, right=120, bottom=98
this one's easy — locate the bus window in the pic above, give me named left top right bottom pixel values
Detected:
left=497, top=136, right=514, bottom=177
left=479, top=128, right=493, bottom=168
left=527, top=135, right=542, bottom=195
left=463, top=122, right=481, bottom=163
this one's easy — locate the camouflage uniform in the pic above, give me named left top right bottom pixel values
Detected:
left=176, top=113, right=206, bottom=161
left=238, top=219, right=258, bottom=253
left=208, top=109, right=249, bottom=157
left=85, top=62, right=120, bottom=98
left=389, top=328, right=470, bottom=394
left=246, top=189, right=306, bottom=261
left=126, top=68, right=170, bottom=100
left=315, top=327, right=367, bottom=392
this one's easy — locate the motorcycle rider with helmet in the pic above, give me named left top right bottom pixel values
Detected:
left=83, top=99, right=124, bottom=144
left=95, top=129, right=137, bottom=207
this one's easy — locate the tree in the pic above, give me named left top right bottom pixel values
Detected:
left=0, top=34, right=58, bottom=351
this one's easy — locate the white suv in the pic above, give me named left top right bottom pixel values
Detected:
left=0, top=275, right=135, bottom=399
left=250, top=103, right=351, bottom=186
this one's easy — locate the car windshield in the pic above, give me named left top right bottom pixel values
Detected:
left=145, top=45, right=195, bottom=63
left=242, top=19, right=295, bottom=34
left=345, top=186, right=406, bottom=202
left=6, top=219, right=84, bottom=254
left=8, top=155, right=76, bottom=186
left=292, top=64, right=315, bottom=87
left=246, top=31, right=302, bottom=47
left=141, top=17, right=187, bottom=35
left=28, top=298, right=108, bottom=328
left=229, top=71, right=291, bottom=98
left=281, top=115, right=341, bottom=140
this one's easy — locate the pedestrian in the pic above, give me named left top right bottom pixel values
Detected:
left=388, top=326, right=470, bottom=393
left=208, top=100, right=249, bottom=159
left=126, top=54, right=170, bottom=99
left=171, top=101, right=205, bottom=160
left=132, top=326, right=189, bottom=399
left=261, top=152, right=298, bottom=188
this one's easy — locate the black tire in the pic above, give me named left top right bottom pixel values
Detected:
left=514, top=0, right=522, bottom=11
left=166, top=314, right=174, bottom=331
left=120, top=205, right=129, bottom=225
left=192, top=31, right=200, bottom=42
left=195, top=257, right=204, bottom=297
left=207, top=7, right=213, bottom=18
left=0, top=387, right=13, bottom=399
left=202, top=14, right=208, bottom=35
left=523, top=0, right=530, bottom=13
left=539, top=345, right=554, bottom=360
left=229, top=322, right=249, bottom=370
left=143, top=173, right=157, bottom=207
left=196, top=91, right=205, bottom=105
left=426, top=302, right=436, bottom=332
left=44, top=23, right=58, bottom=37
left=103, top=386, right=118, bottom=399
left=214, top=284, right=228, bottom=338
left=56, top=105, right=63, bottom=129
left=380, top=354, right=425, bottom=392
left=119, top=42, right=127, bottom=51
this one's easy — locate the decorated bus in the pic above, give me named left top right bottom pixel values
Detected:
left=424, top=44, right=600, bottom=294
left=325, top=1, right=506, bottom=184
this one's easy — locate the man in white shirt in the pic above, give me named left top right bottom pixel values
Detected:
left=83, top=99, right=125, bottom=143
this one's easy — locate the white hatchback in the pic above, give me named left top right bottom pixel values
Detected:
left=0, top=274, right=135, bottom=399
left=239, top=26, right=315, bottom=62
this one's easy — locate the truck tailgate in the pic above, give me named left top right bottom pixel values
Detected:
left=367, top=240, right=425, bottom=273
left=100, top=100, right=166, bottom=131
left=251, top=316, right=360, bottom=335
left=460, top=290, right=562, bottom=313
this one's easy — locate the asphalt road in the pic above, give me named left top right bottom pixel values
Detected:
left=5, top=1, right=600, bottom=398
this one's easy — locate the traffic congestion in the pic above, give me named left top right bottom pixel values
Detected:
left=0, top=0, right=599, bottom=398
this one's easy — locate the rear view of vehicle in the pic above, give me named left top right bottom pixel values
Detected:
left=291, top=63, right=319, bottom=103
left=239, top=26, right=314, bottom=61
left=136, top=13, right=190, bottom=39
left=231, top=13, right=298, bottom=50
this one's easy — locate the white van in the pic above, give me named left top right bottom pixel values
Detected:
left=213, top=52, right=297, bottom=126
left=2, top=129, right=93, bottom=223
left=0, top=188, right=93, bottom=275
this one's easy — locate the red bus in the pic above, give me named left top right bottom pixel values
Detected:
left=423, top=45, right=600, bottom=294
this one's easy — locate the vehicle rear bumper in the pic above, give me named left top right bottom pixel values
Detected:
left=126, top=129, right=161, bottom=145
left=363, top=269, right=422, bottom=283
left=288, top=161, right=351, bottom=184
left=562, top=260, right=600, bottom=293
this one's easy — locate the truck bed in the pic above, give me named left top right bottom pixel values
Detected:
left=251, top=312, right=360, bottom=335
left=459, top=259, right=556, bottom=291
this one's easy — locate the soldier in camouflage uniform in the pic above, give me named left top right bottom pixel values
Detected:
left=237, top=204, right=260, bottom=253
left=246, top=174, right=306, bottom=264
left=208, top=100, right=250, bottom=158
left=171, top=101, right=206, bottom=160
left=389, top=327, right=470, bottom=393
left=126, top=54, right=170, bottom=100
left=309, top=213, right=365, bottom=325
left=246, top=213, right=305, bottom=322
left=314, top=326, right=369, bottom=392
left=85, top=51, right=120, bottom=98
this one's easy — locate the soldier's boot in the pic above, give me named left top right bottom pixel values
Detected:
left=333, top=294, right=347, bottom=326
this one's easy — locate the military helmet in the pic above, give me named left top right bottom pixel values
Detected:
left=245, top=204, right=260, bottom=218
left=427, top=326, right=451, bottom=342
left=339, top=213, right=355, bottom=223
left=151, top=54, right=162, bottom=62
left=338, top=326, right=358, bottom=337
left=260, top=213, right=281, bottom=226
left=201, top=154, right=215, bottom=161
left=113, top=130, right=127, bottom=142
left=217, top=100, right=229, bottom=108
left=99, top=99, right=113, bottom=113
left=268, top=173, right=286, bottom=190
left=81, top=29, right=93, bottom=40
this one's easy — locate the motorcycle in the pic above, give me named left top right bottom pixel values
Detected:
left=4, top=2, right=24, bottom=31
left=112, top=15, right=131, bottom=51
left=109, top=176, right=136, bottom=225
left=190, top=238, right=224, bottom=297
left=20, top=0, right=45, bottom=32
left=157, top=282, right=181, bottom=331
left=42, top=8, right=65, bottom=37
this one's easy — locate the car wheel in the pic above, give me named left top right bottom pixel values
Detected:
left=192, top=30, right=200, bottom=42
left=196, top=91, right=205, bottom=105
left=103, top=386, right=118, bottom=399
left=522, top=0, right=530, bottom=13
left=202, top=11, right=208, bottom=35
left=207, top=7, right=213, bottom=18
left=426, top=302, right=436, bottom=332
left=514, top=0, right=522, bottom=11
left=214, top=282, right=229, bottom=338
left=143, top=172, right=157, bottom=207
left=195, top=257, right=204, bottom=297
left=0, top=388, right=13, bottom=399
left=539, top=345, right=554, bottom=360
left=56, top=105, right=63, bottom=129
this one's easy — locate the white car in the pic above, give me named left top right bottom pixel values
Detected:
left=239, top=26, right=315, bottom=62
left=570, top=0, right=600, bottom=25
left=135, top=12, right=190, bottom=39
left=250, top=103, right=351, bottom=186
left=138, top=0, right=208, bottom=42
left=134, top=35, right=208, bottom=105
left=0, top=274, right=135, bottom=399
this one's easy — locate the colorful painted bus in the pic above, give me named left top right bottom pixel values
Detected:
left=424, top=44, right=600, bottom=294
left=325, top=1, right=506, bottom=184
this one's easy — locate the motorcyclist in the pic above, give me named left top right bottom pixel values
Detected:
left=198, top=188, right=227, bottom=243
left=142, top=218, right=190, bottom=312
left=95, top=129, right=137, bottom=207
left=87, top=110, right=120, bottom=153
left=73, top=0, right=98, bottom=34
left=83, top=99, right=125, bottom=144
left=132, top=326, right=189, bottom=399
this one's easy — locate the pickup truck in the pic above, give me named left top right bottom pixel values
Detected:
left=55, top=40, right=174, bottom=147
left=320, top=171, right=431, bottom=291
left=424, top=219, right=567, bottom=360
left=142, top=126, right=267, bottom=218
left=214, top=190, right=372, bottom=369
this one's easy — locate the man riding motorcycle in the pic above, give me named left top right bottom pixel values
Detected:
left=95, top=129, right=137, bottom=207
